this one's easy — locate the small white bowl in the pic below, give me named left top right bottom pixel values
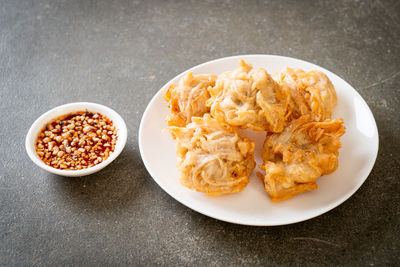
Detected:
left=26, top=102, right=128, bottom=177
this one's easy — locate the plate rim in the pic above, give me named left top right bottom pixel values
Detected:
left=138, top=54, right=379, bottom=226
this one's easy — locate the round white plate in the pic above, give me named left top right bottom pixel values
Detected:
left=139, top=55, right=379, bottom=226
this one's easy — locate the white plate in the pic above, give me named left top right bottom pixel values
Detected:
left=139, top=55, right=379, bottom=226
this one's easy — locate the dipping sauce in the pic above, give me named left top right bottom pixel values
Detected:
left=35, top=111, right=117, bottom=170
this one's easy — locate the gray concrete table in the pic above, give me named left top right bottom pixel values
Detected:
left=1, top=0, right=399, bottom=265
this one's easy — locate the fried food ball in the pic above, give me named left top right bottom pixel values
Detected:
left=272, top=68, right=337, bottom=121
left=208, top=60, right=290, bottom=132
left=164, top=72, right=217, bottom=127
left=168, top=114, right=255, bottom=196
left=259, top=115, right=345, bottom=202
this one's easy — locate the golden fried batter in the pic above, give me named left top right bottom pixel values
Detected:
left=259, top=115, right=345, bottom=201
left=163, top=60, right=345, bottom=202
left=208, top=60, right=290, bottom=132
left=272, top=68, right=337, bottom=121
left=164, top=72, right=217, bottom=127
left=168, top=114, right=255, bottom=196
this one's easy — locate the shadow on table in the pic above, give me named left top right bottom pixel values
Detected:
left=177, top=190, right=393, bottom=264
left=49, top=145, right=152, bottom=214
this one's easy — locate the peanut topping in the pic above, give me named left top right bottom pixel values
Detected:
left=35, top=111, right=118, bottom=170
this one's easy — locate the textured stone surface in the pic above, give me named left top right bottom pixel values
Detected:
left=1, top=0, right=399, bottom=265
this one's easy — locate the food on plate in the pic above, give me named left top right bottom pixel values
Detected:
left=163, top=59, right=344, bottom=202
left=163, top=72, right=217, bottom=127
left=259, top=115, right=345, bottom=202
left=35, top=111, right=117, bottom=170
left=208, top=60, right=290, bottom=132
left=167, top=114, right=255, bottom=196
left=272, top=68, right=337, bottom=121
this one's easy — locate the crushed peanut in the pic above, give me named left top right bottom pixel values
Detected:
left=35, top=111, right=118, bottom=170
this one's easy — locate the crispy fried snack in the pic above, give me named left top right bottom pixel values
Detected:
left=259, top=115, right=345, bottom=202
left=272, top=68, right=337, bottom=121
left=208, top=60, right=290, bottom=132
left=163, top=72, right=217, bottom=127
left=168, top=114, right=255, bottom=196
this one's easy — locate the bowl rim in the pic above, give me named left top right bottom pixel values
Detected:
left=25, top=102, right=127, bottom=177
